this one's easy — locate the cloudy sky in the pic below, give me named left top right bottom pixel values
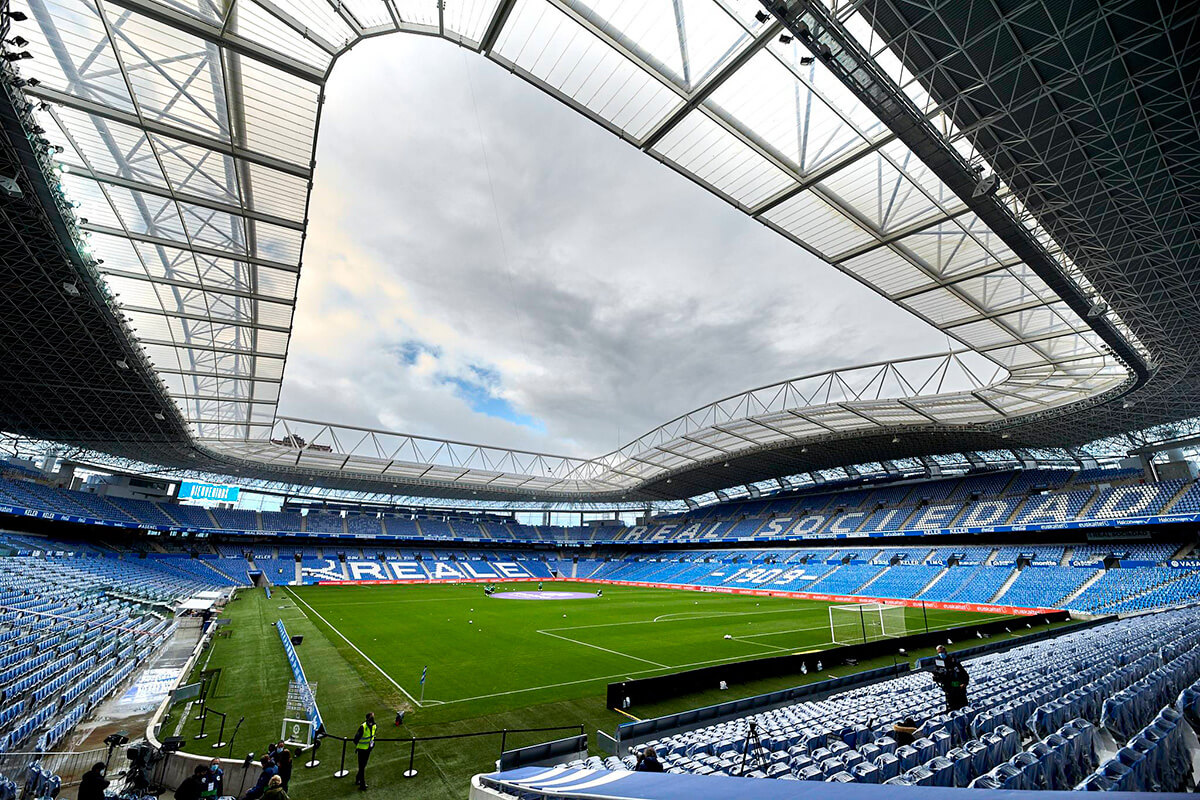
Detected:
left=277, top=35, right=949, bottom=458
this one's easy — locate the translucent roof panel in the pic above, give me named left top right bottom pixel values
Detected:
left=19, top=0, right=1137, bottom=497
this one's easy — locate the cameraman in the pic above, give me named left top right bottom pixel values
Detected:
left=78, top=763, right=108, bottom=800
left=931, top=644, right=969, bottom=711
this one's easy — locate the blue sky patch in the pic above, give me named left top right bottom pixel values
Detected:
left=442, top=366, right=544, bottom=431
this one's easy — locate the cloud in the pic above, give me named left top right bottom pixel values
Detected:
left=278, top=35, right=948, bottom=458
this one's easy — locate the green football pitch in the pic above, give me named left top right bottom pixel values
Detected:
left=161, top=583, right=1016, bottom=799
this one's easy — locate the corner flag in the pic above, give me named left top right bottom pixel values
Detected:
left=420, top=666, right=427, bottom=685
left=419, top=666, right=427, bottom=703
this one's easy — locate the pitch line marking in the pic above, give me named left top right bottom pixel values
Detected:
left=537, top=629, right=668, bottom=668
left=543, top=606, right=820, bottom=634
left=284, top=587, right=424, bottom=708
left=728, top=637, right=790, bottom=652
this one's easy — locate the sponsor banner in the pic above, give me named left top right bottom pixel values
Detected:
left=275, top=619, right=322, bottom=728
left=319, top=576, right=543, bottom=586
left=178, top=481, right=240, bottom=502
left=307, top=558, right=542, bottom=585
left=1169, top=560, right=1200, bottom=569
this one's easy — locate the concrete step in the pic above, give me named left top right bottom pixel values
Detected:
left=989, top=567, right=1021, bottom=603
left=1061, top=569, right=1106, bottom=607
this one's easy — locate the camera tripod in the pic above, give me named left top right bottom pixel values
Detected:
left=738, top=721, right=769, bottom=776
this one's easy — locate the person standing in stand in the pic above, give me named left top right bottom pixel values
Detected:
left=353, top=711, right=378, bottom=791
left=931, top=644, right=970, bottom=711
left=275, top=745, right=293, bottom=791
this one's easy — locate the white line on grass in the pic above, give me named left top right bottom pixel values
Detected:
left=284, top=587, right=424, bottom=708
left=727, top=637, right=791, bottom=652
left=651, top=607, right=809, bottom=624
left=536, top=630, right=668, bottom=668
left=540, top=606, right=821, bottom=634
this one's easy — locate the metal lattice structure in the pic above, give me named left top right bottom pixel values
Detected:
left=0, top=0, right=1195, bottom=501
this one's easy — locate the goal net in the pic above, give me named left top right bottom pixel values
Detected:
left=829, top=603, right=908, bottom=645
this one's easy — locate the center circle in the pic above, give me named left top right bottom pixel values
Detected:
left=490, top=591, right=599, bottom=600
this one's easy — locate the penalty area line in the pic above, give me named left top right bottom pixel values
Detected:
left=537, top=629, right=668, bottom=669
left=284, top=587, right=425, bottom=708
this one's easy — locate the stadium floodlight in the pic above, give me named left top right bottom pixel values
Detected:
left=0, top=174, right=20, bottom=198
left=2, top=51, right=31, bottom=61
left=61, top=281, right=79, bottom=298
left=799, top=56, right=815, bottom=65
left=3, top=10, right=27, bottom=21
left=972, top=172, right=998, bottom=197
left=779, top=33, right=793, bottom=44
left=115, top=359, right=130, bottom=370
left=1088, top=301, right=1109, bottom=318
left=754, top=10, right=770, bottom=22
left=6, top=36, right=27, bottom=46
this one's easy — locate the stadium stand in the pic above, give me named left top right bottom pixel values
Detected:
left=3, top=471, right=1200, bottom=544
left=211, top=508, right=260, bottom=531
left=485, top=606, right=1200, bottom=793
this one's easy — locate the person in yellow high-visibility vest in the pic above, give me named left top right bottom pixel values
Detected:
left=353, top=712, right=377, bottom=790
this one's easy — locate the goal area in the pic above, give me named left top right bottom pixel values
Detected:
left=829, top=602, right=908, bottom=645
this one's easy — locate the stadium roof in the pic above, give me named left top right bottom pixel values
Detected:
left=0, top=0, right=1195, bottom=502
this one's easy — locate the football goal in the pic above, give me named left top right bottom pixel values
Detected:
left=829, top=602, right=908, bottom=645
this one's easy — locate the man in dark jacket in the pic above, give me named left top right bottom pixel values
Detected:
left=634, top=746, right=664, bottom=772
left=78, top=762, right=109, bottom=800
left=274, top=746, right=293, bottom=790
left=242, top=755, right=278, bottom=800
left=175, top=765, right=209, bottom=800
left=931, top=644, right=970, bottom=711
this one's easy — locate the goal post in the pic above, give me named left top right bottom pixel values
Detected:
left=829, top=603, right=908, bottom=645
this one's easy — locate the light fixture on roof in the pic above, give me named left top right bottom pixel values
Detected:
left=1087, top=301, right=1108, bottom=318
left=6, top=36, right=27, bottom=47
left=723, top=462, right=729, bottom=468
left=801, top=446, right=808, bottom=453
left=1001, top=432, right=1010, bottom=439
left=153, top=412, right=165, bottom=421
left=799, top=55, right=815, bottom=65
left=779, top=33, right=793, bottom=44
left=2, top=51, right=31, bottom=62
left=892, top=436, right=901, bottom=444
left=972, top=172, right=998, bottom=197
left=115, top=359, right=129, bottom=370
left=1122, top=400, right=1136, bottom=409
left=61, top=281, right=79, bottom=298
left=0, top=174, right=21, bottom=198
left=754, top=10, right=770, bottom=23
left=666, top=478, right=672, bottom=483
left=3, top=10, right=27, bottom=21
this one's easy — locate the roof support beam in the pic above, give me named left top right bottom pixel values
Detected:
left=77, top=168, right=304, bottom=230
left=26, top=86, right=312, bottom=179
left=104, top=0, right=328, bottom=83
left=639, top=21, right=783, bottom=152
left=81, top=223, right=300, bottom=272
left=100, top=268, right=295, bottom=305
